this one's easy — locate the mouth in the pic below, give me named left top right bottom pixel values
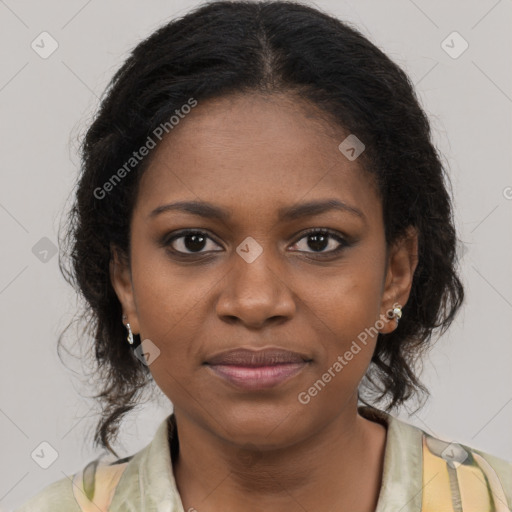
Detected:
left=204, top=347, right=312, bottom=391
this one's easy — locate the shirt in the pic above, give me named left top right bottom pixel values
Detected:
left=14, top=405, right=512, bottom=512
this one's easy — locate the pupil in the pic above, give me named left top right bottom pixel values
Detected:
left=308, top=233, right=328, bottom=252
left=185, top=233, right=206, bottom=252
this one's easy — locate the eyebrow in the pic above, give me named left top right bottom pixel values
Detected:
left=148, top=198, right=365, bottom=222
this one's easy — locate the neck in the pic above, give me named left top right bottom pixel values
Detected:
left=172, top=401, right=387, bottom=512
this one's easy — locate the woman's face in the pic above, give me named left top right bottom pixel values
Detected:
left=111, top=92, right=417, bottom=448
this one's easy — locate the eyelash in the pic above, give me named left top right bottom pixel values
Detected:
left=162, top=228, right=349, bottom=258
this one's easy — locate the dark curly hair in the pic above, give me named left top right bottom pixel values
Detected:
left=58, top=0, right=464, bottom=457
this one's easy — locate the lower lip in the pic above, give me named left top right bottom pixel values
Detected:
left=206, top=363, right=307, bottom=390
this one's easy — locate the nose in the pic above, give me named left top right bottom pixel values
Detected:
left=215, top=249, right=296, bottom=329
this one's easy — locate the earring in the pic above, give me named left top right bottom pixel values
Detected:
left=122, top=315, right=134, bottom=345
left=125, top=323, right=134, bottom=345
left=393, top=306, right=402, bottom=325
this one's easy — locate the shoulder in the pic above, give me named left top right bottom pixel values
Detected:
left=13, top=455, right=133, bottom=512
left=14, top=415, right=174, bottom=512
left=423, top=434, right=512, bottom=507
left=409, top=419, right=512, bottom=509
left=366, top=406, right=512, bottom=511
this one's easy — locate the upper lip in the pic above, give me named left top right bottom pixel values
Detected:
left=205, top=347, right=311, bottom=366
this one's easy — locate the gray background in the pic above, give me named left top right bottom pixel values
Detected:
left=1, top=0, right=511, bottom=509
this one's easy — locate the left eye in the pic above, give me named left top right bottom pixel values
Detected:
left=290, top=229, right=347, bottom=254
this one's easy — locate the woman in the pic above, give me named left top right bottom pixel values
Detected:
left=16, top=1, right=512, bottom=511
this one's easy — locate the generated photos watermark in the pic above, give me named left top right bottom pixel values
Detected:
left=93, top=97, right=198, bottom=200
left=297, top=303, right=400, bottom=405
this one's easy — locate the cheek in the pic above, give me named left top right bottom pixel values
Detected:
left=130, top=239, right=209, bottom=337
left=314, top=253, right=385, bottom=334
left=305, top=252, right=386, bottom=379
left=128, top=244, right=209, bottom=384
left=296, top=280, right=384, bottom=415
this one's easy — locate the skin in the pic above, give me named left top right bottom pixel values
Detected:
left=111, top=92, right=418, bottom=512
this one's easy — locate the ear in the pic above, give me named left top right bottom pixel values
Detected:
left=378, top=226, right=419, bottom=334
left=110, top=244, right=140, bottom=334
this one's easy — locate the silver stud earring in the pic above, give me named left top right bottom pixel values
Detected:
left=393, top=306, right=402, bottom=325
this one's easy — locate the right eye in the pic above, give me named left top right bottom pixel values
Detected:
left=164, top=230, right=223, bottom=255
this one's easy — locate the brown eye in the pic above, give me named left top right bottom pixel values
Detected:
left=166, top=230, right=223, bottom=254
left=291, top=229, right=348, bottom=255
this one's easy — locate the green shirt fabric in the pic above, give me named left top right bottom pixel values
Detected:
left=14, top=405, right=512, bottom=511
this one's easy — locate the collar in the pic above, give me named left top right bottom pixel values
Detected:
left=108, top=405, right=424, bottom=512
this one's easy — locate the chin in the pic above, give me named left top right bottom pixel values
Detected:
left=210, top=400, right=311, bottom=448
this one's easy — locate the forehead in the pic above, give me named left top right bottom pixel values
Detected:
left=133, top=93, right=380, bottom=225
